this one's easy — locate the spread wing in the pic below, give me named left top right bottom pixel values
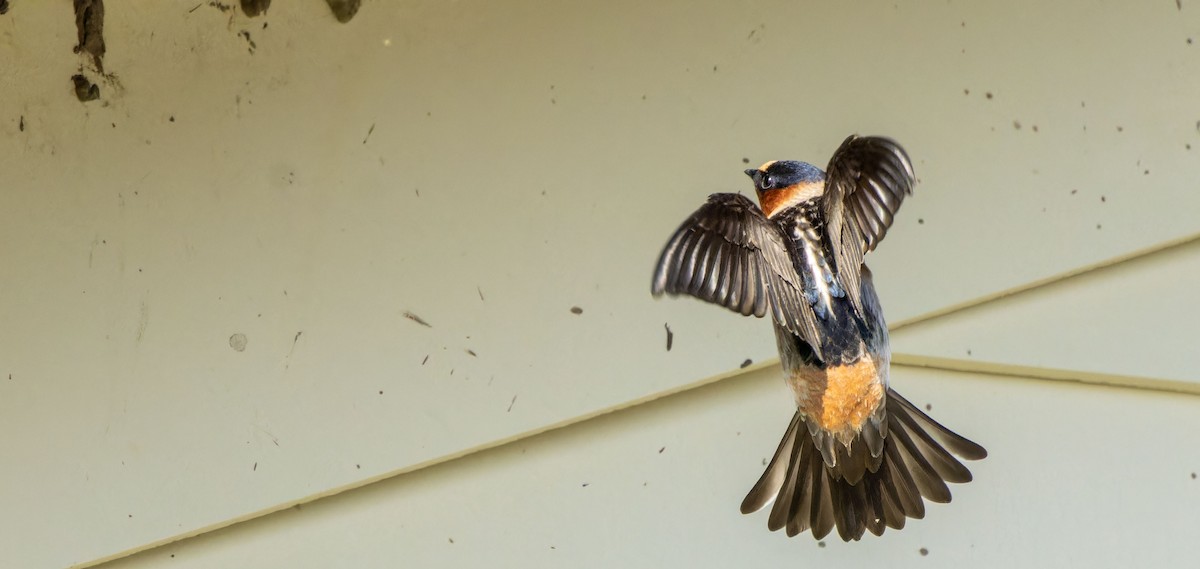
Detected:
left=822, top=135, right=916, bottom=314
left=652, top=193, right=823, bottom=358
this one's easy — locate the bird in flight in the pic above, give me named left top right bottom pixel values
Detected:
left=651, top=135, right=986, bottom=541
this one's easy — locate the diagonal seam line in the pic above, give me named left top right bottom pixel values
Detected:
left=888, top=230, right=1200, bottom=332
left=79, top=359, right=779, bottom=569
left=892, top=353, right=1200, bottom=397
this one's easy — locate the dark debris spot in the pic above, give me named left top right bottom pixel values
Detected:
left=238, top=30, right=257, bottom=53
left=570, top=306, right=583, bottom=315
left=818, top=541, right=826, bottom=548
left=925, top=403, right=932, bottom=411
left=658, top=446, right=665, bottom=454
left=477, top=286, right=485, bottom=301
left=1097, top=224, right=1102, bottom=230
left=209, top=1, right=233, bottom=12
left=1070, top=189, right=1078, bottom=195
left=253, top=461, right=257, bottom=471
left=1012, top=120, right=1021, bottom=130
left=919, top=547, right=929, bottom=556
left=363, top=123, right=375, bottom=144
left=581, top=483, right=589, bottom=487
left=664, top=323, right=673, bottom=351
left=917, top=218, right=925, bottom=225
left=466, top=349, right=477, bottom=357
left=985, top=91, right=993, bottom=99
left=325, top=0, right=360, bottom=22
left=1032, top=125, right=1039, bottom=133
left=421, top=355, right=429, bottom=365
left=1191, top=472, right=1196, bottom=479
left=448, top=537, right=454, bottom=544
left=963, top=88, right=969, bottom=95
left=73, top=0, right=106, bottom=72
left=1116, top=125, right=1124, bottom=132
left=966, top=349, right=972, bottom=356
left=403, top=311, right=433, bottom=328
left=741, top=358, right=752, bottom=368
left=240, top=0, right=270, bottom=17
left=1144, top=169, right=1150, bottom=175
left=378, top=390, right=383, bottom=395
left=18, top=115, right=24, bottom=132
left=507, top=394, right=517, bottom=412
left=742, top=157, right=750, bottom=164
left=72, top=74, right=100, bottom=102
left=1101, top=195, right=1106, bottom=203
left=169, top=115, right=175, bottom=122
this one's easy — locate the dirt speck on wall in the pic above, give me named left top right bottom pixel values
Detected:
left=73, top=0, right=106, bottom=72
left=71, top=74, right=100, bottom=101
left=240, top=0, right=270, bottom=17
left=326, top=0, right=360, bottom=23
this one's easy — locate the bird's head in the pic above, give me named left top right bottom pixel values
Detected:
left=744, top=160, right=825, bottom=218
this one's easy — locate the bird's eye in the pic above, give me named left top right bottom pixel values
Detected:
left=761, top=176, right=775, bottom=190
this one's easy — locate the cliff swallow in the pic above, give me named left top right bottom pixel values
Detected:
left=651, top=135, right=986, bottom=541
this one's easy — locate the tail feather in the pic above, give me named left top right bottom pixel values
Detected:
left=784, top=440, right=816, bottom=536
left=891, top=390, right=988, bottom=460
left=882, top=441, right=925, bottom=520
left=890, top=401, right=974, bottom=483
left=809, top=458, right=835, bottom=539
left=862, top=479, right=886, bottom=536
left=767, top=426, right=804, bottom=531
left=742, top=388, right=984, bottom=541
left=876, top=473, right=907, bottom=530
left=742, top=414, right=800, bottom=516
left=889, top=421, right=953, bottom=503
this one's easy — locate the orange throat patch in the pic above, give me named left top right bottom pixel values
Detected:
left=757, top=181, right=824, bottom=218
left=788, top=356, right=884, bottom=435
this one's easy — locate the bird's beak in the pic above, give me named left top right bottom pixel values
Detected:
left=745, top=169, right=763, bottom=185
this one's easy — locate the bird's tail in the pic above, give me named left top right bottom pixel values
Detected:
left=740, top=388, right=987, bottom=541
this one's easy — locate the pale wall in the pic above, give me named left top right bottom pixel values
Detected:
left=0, top=1, right=1197, bottom=568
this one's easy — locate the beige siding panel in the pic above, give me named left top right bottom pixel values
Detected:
left=100, top=365, right=1200, bottom=568
left=892, top=238, right=1200, bottom=390
left=1, top=2, right=1197, bottom=567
